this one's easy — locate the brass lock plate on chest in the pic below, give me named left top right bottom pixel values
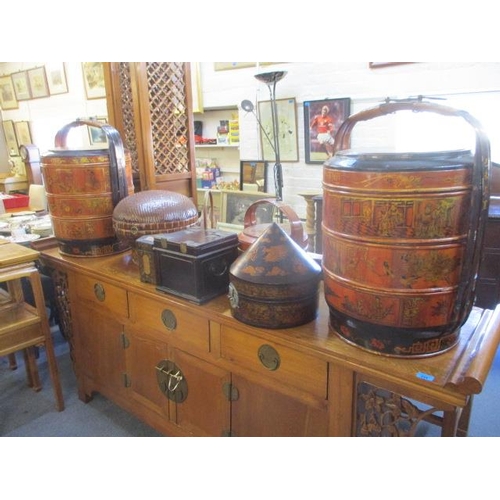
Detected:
left=156, top=359, right=188, bottom=403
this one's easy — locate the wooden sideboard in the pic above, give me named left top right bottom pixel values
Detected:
left=40, top=246, right=500, bottom=437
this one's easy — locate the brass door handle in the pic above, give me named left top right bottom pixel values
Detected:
left=155, top=360, right=188, bottom=403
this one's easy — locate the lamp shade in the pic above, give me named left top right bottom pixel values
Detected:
left=241, top=99, right=255, bottom=112
left=254, top=71, right=287, bottom=85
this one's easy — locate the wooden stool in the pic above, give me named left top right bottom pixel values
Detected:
left=0, top=241, right=64, bottom=411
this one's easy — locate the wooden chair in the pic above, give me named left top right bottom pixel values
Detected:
left=0, top=241, right=64, bottom=411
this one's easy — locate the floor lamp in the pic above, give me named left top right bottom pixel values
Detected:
left=241, top=70, right=287, bottom=201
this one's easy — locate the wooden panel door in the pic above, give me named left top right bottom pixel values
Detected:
left=125, top=326, right=170, bottom=419
left=230, top=375, right=329, bottom=437
left=74, top=304, right=127, bottom=401
left=168, top=348, right=231, bottom=437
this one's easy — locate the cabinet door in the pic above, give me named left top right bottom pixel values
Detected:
left=168, top=348, right=231, bottom=437
left=230, top=375, right=328, bottom=437
left=125, top=326, right=170, bottom=418
left=74, top=304, right=127, bottom=400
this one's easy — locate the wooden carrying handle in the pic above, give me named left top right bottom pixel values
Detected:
left=332, top=98, right=491, bottom=329
left=244, top=198, right=304, bottom=243
left=54, top=120, right=129, bottom=207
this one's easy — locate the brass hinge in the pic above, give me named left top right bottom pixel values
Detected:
left=222, top=382, right=239, bottom=401
left=123, top=373, right=131, bottom=388
left=121, top=332, right=130, bottom=349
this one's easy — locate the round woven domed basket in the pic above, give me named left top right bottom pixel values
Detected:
left=112, top=190, right=199, bottom=262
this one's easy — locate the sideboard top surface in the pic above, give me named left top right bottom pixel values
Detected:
left=41, top=246, right=500, bottom=403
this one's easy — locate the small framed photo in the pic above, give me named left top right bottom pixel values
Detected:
left=0, top=76, right=19, bottom=110
left=2, top=120, right=19, bottom=156
left=258, top=97, right=299, bottom=162
left=303, top=97, right=351, bottom=164
left=14, top=121, right=33, bottom=147
left=240, top=160, right=268, bottom=193
left=28, top=67, right=49, bottom=98
left=220, top=190, right=274, bottom=226
left=45, top=62, right=69, bottom=95
left=87, top=116, right=108, bottom=145
left=82, top=62, right=106, bottom=99
left=11, top=71, right=31, bottom=101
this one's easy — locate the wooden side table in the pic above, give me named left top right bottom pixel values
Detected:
left=0, top=241, right=64, bottom=411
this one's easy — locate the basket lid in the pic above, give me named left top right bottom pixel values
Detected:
left=230, top=222, right=321, bottom=285
left=112, top=190, right=198, bottom=225
left=326, top=148, right=474, bottom=171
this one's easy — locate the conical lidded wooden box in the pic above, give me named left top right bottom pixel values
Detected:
left=229, top=222, right=322, bottom=329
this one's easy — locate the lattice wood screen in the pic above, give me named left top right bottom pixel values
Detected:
left=145, top=62, right=191, bottom=177
left=116, top=63, right=139, bottom=177
left=108, top=62, right=195, bottom=195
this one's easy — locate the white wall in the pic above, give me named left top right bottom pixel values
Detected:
left=0, top=62, right=107, bottom=176
left=2, top=61, right=500, bottom=218
left=198, top=62, right=500, bottom=217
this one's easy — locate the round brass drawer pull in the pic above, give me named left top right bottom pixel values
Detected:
left=161, top=309, right=177, bottom=331
left=258, top=344, right=281, bottom=371
left=93, top=283, right=105, bottom=302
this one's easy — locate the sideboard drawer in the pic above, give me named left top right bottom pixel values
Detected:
left=128, top=292, right=210, bottom=353
left=220, top=325, right=327, bottom=399
left=75, top=274, right=129, bottom=318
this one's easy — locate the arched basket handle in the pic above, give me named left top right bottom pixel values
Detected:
left=54, top=120, right=128, bottom=207
left=244, top=198, right=304, bottom=245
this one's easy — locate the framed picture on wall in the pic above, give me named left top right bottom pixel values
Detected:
left=11, top=71, right=31, bottom=101
left=258, top=97, right=299, bottom=162
left=87, top=116, right=108, bottom=145
left=45, top=62, right=69, bottom=95
left=2, top=120, right=19, bottom=156
left=28, top=67, right=49, bottom=98
left=303, top=97, right=351, bottom=164
left=214, top=62, right=256, bottom=71
left=0, top=76, right=19, bottom=110
left=82, top=62, right=106, bottom=99
left=14, top=121, right=32, bottom=147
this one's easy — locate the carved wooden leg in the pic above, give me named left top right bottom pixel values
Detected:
left=442, top=408, right=460, bottom=437
left=299, top=191, right=322, bottom=253
left=456, top=396, right=473, bottom=437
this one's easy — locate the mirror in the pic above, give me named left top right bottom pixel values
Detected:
left=240, top=160, right=268, bottom=193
